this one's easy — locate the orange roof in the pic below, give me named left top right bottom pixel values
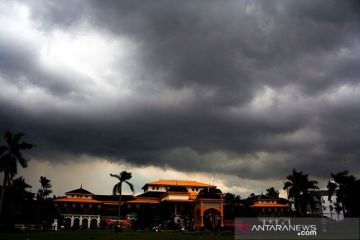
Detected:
left=54, top=198, right=101, bottom=203
left=162, top=199, right=192, bottom=202
left=128, top=199, right=160, bottom=204
left=144, top=180, right=215, bottom=188
left=250, top=203, right=290, bottom=208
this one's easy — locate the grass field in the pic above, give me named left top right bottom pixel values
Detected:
left=0, top=230, right=234, bottom=240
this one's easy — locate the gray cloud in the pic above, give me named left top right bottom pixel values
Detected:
left=1, top=0, right=360, bottom=185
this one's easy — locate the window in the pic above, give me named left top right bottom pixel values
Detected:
left=192, top=188, right=195, bottom=191
left=156, top=186, right=160, bottom=190
left=152, top=186, right=155, bottom=190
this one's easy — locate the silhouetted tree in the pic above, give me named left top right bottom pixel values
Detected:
left=224, top=192, right=241, bottom=203
left=110, top=171, right=134, bottom=220
left=0, top=131, right=33, bottom=217
left=283, top=168, right=318, bottom=216
left=2, top=176, right=34, bottom=226
left=10, top=177, right=34, bottom=201
left=266, top=187, right=280, bottom=198
left=327, top=171, right=360, bottom=217
left=224, top=193, right=235, bottom=203
left=37, top=176, right=52, bottom=200
left=249, top=193, right=256, bottom=198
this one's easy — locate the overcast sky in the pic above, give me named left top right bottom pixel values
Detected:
left=1, top=0, right=360, bottom=197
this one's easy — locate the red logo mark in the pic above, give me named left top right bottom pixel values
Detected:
left=236, top=221, right=251, bottom=234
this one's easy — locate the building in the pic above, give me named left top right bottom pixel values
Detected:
left=243, top=194, right=292, bottom=217
left=53, top=180, right=292, bottom=230
left=54, top=180, right=224, bottom=230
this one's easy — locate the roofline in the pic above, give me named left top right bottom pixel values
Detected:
left=65, top=192, right=94, bottom=195
left=142, top=180, right=216, bottom=189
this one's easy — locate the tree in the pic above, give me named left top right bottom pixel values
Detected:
left=37, top=176, right=52, bottom=200
left=249, top=193, right=256, bottom=198
left=2, top=176, right=34, bottom=226
left=0, top=131, right=34, bottom=217
left=283, top=168, right=318, bottom=216
left=110, top=171, right=134, bottom=220
left=9, top=177, right=34, bottom=201
left=224, top=193, right=235, bottom=203
left=266, top=187, right=280, bottom=198
left=327, top=171, right=360, bottom=217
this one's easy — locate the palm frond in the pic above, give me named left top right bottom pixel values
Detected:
left=4, top=131, right=12, bottom=145
left=17, top=156, right=28, bottom=168
left=283, top=181, right=292, bottom=190
left=110, top=173, right=121, bottom=181
left=125, top=180, right=135, bottom=193
left=19, top=142, right=34, bottom=150
left=12, top=132, right=25, bottom=144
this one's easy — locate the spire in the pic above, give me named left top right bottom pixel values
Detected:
left=80, top=184, right=83, bottom=189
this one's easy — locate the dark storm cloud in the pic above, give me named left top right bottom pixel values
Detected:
left=1, top=0, right=360, bottom=181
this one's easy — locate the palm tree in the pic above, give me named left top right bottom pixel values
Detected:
left=38, top=176, right=53, bottom=200
left=5, top=176, right=34, bottom=219
left=0, top=131, right=33, bottom=217
left=283, top=168, right=318, bottom=216
left=328, top=171, right=360, bottom=216
left=110, top=171, right=134, bottom=220
left=10, top=176, right=34, bottom=201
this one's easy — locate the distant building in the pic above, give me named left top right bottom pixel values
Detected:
left=243, top=194, right=292, bottom=217
left=308, top=190, right=344, bottom=221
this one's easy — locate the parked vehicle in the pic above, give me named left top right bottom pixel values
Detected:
left=105, top=218, right=132, bottom=231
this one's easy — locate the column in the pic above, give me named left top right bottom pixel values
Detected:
left=200, top=202, right=204, bottom=227
left=220, top=201, right=224, bottom=227
left=194, top=205, right=197, bottom=228
left=71, top=216, right=74, bottom=227
left=97, top=216, right=100, bottom=228
left=80, top=216, right=83, bottom=228
left=88, top=217, right=91, bottom=229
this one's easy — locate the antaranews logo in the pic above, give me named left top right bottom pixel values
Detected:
left=235, top=218, right=319, bottom=239
left=250, top=222, right=317, bottom=236
left=235, top=217, right=359, bottom=240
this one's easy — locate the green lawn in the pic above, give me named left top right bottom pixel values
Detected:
left=0, top=230, right=234, bottom=240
